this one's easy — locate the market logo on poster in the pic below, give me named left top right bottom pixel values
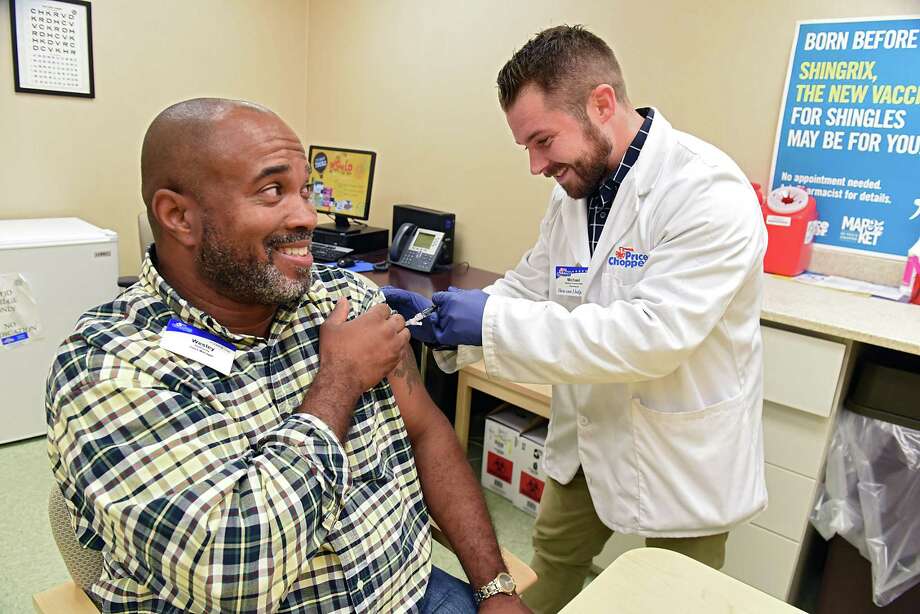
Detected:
left=840, top=215, right=885, bottom=246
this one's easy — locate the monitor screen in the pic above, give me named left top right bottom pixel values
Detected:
left=412, top=230, right=436, bottom=250
left=307, top=146, right=376, bottom=221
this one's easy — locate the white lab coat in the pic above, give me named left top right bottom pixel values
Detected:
left=437, top=110, right=768, bottom=537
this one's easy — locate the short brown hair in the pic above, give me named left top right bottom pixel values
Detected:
left=497, top=25, right=629, bottom=119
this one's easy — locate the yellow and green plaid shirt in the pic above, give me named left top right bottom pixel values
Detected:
left=46, top=254, right=431, bottom=613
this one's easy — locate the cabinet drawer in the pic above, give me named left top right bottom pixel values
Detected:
left=722, top=522, right=800, bottom=600
left=762, top=326, right=846, bottom=417
left=763, top=400, right=836, bottom=478
left=755, top=463, right=816, bottom=541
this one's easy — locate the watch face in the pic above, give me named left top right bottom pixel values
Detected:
left=498, top=572, right=515, bottom=592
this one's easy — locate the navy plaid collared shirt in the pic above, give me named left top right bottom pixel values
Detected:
left=587, top=107, right=654, bottom=255
left=46, top=254, right=431, bottom=613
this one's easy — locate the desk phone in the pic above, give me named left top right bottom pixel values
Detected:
left=389, top=223, right=446, bottom=273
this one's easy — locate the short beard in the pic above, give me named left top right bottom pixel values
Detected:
left=196, top=221, right=313, bottom=306
left=555, top=120, right=613, bottom=200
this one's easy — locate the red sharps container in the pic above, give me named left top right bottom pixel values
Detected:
left=762, top=186, right=818, bottom=276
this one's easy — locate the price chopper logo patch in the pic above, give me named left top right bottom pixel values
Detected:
left=608, top=246, right=649, bottom=269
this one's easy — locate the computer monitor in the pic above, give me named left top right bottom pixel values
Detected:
left=307, top=145, right=376, bottom=233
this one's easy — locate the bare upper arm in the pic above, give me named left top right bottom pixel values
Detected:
left=387, top=344, right=444, bottom=444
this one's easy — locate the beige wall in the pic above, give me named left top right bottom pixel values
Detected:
left=3, top=2, right=914, bottom=276
left=306, top=0, right=917, bottom=274
left=1, top=0, right=310, bottom=275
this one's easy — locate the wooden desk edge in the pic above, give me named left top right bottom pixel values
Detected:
left=454, top=362, right=552, bottom=451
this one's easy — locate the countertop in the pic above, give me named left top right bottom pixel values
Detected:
left=762, top=274, right=920, bottom=355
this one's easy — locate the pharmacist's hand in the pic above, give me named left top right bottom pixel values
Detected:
left=381, top=286, right=439, bottom=344
left=431, top=286, right=488, bottom=346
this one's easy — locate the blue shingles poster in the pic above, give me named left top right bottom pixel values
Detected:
left=769, top=16, right=920, bottom=259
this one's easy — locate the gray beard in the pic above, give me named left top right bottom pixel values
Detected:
left=196, top=225, right=313, bottom=305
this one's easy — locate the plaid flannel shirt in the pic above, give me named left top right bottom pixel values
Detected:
left=587, top=107, right=654, bottom=255
left=46, top=254, right=431, bottom=613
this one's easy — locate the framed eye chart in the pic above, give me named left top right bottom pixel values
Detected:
left=9, top=0, right=95, bottom=98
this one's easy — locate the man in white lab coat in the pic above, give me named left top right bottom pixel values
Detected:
left=385, top=25, right=768, bottom=613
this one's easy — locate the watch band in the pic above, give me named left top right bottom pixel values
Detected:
left=473, top=572, right=516, bottom=604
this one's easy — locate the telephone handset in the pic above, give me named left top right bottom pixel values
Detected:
left=390, top=223, right=416, bottom=261
left=389, top=222, right=446, bottom=273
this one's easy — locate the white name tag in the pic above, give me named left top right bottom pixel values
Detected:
left=554, top=265, right=588, bottom=297
left=160, top=318, right=236, bottom=375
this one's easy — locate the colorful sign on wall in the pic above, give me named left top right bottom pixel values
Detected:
left=307, top=146, right=376, bottom=219
left=770, top=16, right=920, bottom=259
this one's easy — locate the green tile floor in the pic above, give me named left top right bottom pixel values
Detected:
left=0, top=437, right=70, bottom=613
left=0, top=436, right=535, bottom=613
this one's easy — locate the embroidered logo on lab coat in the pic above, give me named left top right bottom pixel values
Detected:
left=608, top=246, right=649, bottom=269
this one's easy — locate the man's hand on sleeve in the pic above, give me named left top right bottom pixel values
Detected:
left=431, top=286, right=489, bottom=347
left=382, top=286, right=440, bottom=344
left=322, top=299, right=409, bottom=390
left=300, top=299, right=409, bottom=439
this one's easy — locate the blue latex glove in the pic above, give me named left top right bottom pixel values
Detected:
left=431, top=286, right=489, bottom=346
left=381, top=286, right=439, bottom=344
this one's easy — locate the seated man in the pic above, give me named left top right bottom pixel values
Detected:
left=46, top=98, right=529, bottom=613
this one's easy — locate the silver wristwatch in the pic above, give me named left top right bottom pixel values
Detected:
left=473, top=571, right=516, bottom=604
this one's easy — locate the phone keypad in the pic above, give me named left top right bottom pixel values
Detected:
left=402, top=250, right=435, bottom=271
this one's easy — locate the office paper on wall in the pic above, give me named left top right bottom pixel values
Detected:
left=769, top=16, right=920, bottom=259
left=0, top=274, right=43, bottom=349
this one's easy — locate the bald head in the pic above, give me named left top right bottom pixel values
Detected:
left=140, top=98, right=272, bottom=235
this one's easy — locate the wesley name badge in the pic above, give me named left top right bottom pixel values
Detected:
left=554, top=266, right=588, bottom=297
left=160, top=318, right=236, bottom=375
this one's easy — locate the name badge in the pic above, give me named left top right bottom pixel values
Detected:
left=554, top=265, right=588, bottom=297
left=160, top=318, right=236, bottom=375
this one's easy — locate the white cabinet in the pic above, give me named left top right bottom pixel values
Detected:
left=763, top=400, right=837, bottom=478
left=722, top=522, right=801, bottom=600
left=594, top=325, right=851, bottom=602
left=761, top=326, right=846, bottom=418
left=757, top=463, right=815, bottom=542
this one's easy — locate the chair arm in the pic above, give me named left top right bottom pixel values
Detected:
left=33, top=580, right=99, bottom=614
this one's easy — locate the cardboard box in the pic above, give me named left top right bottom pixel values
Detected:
left=514, top=422, right=548, bottom=517
left=481, top=405, right=541, bottom=501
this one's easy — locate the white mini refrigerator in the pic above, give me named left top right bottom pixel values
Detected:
left=0, top=218, right=119, bottom=444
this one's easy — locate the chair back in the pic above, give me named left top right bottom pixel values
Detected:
left=48, top=487, right=103, bottom=592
